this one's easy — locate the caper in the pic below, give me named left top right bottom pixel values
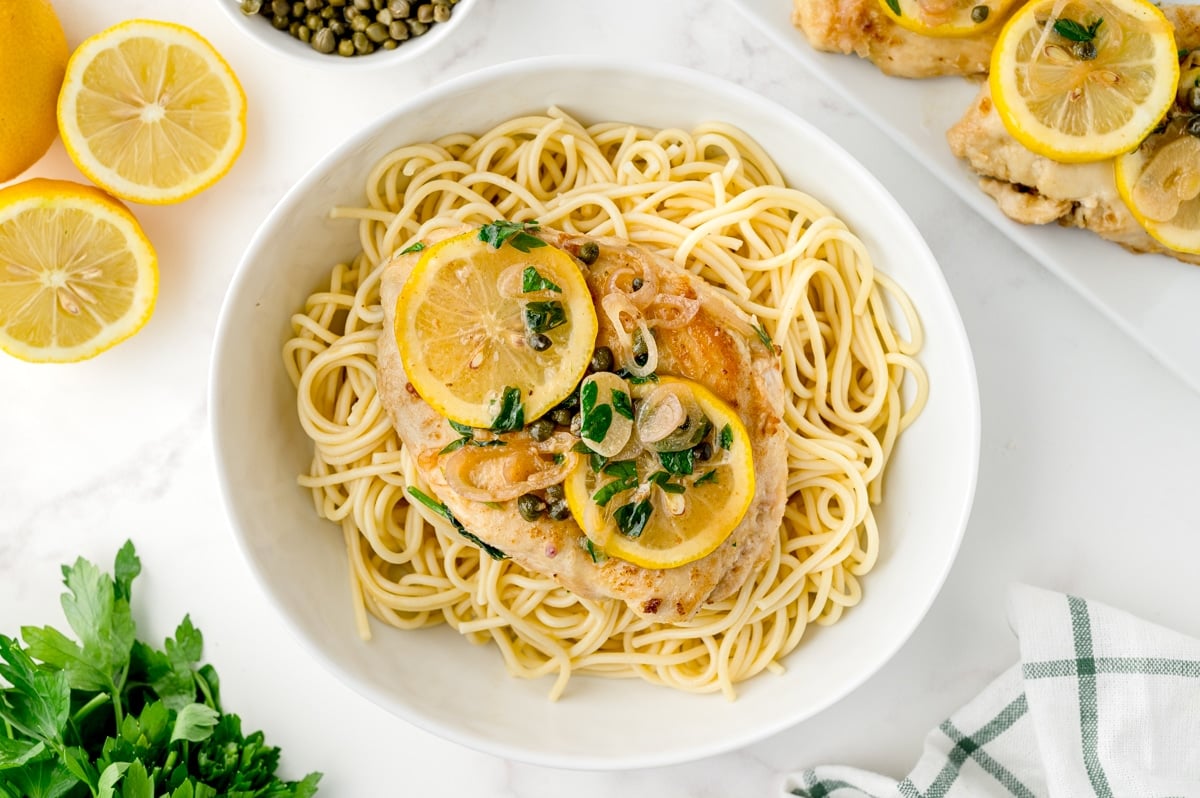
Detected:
left=551, top=409, right=573, bottom=427
left=528, top=332, right=552, bottom=351
left=329, top=19, right=345, bottom=35
left=351, top=13, right=370, bottom=30
left=407, top=18, right=428, bottom=35
left=337, top=38, right=355, bottom=55
left=547, top=500, right=570, bottom=521
left=1072, top=40, right=1097, bottom=61
left=631, top=277, right=644, bottom=291
left=305, top=13, right=323, bottom=29
left=365, top=21, right=389, bottom=41
left=588, top=346, right=614, bottom=373
left=373, top=0, right=385, bottom=9
left=569, top=413, right=582, bottom=436
left=970, top=4, right=988, bottom=22
left=545, top=484, right=565, bottom=503
left=694, top=442, right=713, bottom=462
left=288, top=20, right=302, bottom=36
left=353, top=0, right=372, bottom=9
left=433, top=3, right=451, bottom=22
left=632, top=332, right=649, bottom=366
left=558, top=392, right=580, bottom=410
left=312, top=27, right=337, bottom=52
left=389, top=20, right=409, bottom=38
left=240, top=0, right=263, bottom=15
left=272, top=0, right=290, bottom=15
left=1186, top=115, right=1200, bottom=138
left=320, top=5, right=335, bottom=17
left=518, top=494, right=546, bottom=522
left=389, top=0, right=411, bottom=16
left=352, top=30, right=373, bottom=52
left=271, top=14, right=290, bottom=29
left=416, top=3, right=434, bottom=22
left=292, top=2, right=306, bottom=17
left=528, top=418, right=555, bottom=442
left=329, top=0, right=345, bottom=5
left=576, top=241, right=599, bottom=265
left=1189, top=87, right=1200, bottom=113
left=306, top=0, right=323, bottom=8
left=381, top=39, right=398, bottom=48
left=298, top=24, right=312, bottom=41
left=377, top=7, right=393, bottom=23
left=344, top=5, right=360, bottom=18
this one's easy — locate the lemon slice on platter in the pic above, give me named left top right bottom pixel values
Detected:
left=990, top=0, right=1178, bottom=163
left=1115, top=121, right=1200, bottom=255
left=394, top=227, right=598, bottom=430
left=0, top=179, right=158, bottom=363
left=564, top=377, right=755, bottom=570
left=57, top=19, right=246, bottom=205
left=878, top=0, right=1018, bottom=38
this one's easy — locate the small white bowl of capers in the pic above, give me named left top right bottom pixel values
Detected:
left=218, top=0, right=469, bottom=67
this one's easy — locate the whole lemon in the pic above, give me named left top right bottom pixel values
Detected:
left=0, top=0, right=68, bottom=182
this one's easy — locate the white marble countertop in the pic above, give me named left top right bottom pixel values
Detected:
left=3, top=0, right=1200, bottom=794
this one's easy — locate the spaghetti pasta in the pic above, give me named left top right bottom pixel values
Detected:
left=282, top=107, right=928, bottom=700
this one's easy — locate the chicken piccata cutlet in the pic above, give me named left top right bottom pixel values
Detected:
left=947, top=6, right=1200, bottom=265
left=377, top=225, right=788, bottom=624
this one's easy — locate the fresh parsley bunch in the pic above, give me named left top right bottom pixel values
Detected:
left=0, top=542, right=320, bottom=798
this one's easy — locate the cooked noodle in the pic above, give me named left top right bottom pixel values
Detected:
left=282, top=107, right=928, bottom=700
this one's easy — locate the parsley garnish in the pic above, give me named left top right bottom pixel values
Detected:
left=614, top=500, right=653, bottom=539
left=523, top=301, right=566, bottom=334
left=647, top=470, right=686, bottom=494
left=440, top=419, right=507, bottom=454
left=522, top=266, right=561, bottom=293
left=0, top=542, right=321, bottom=798
left=579, top=380, right=613, bottom=443
left=884, top=0, right=900, bottom=14
left=615, top=368, right=658, bottom=385
left=612, top=389, right=633, bottom=421
left=591, top=461, right=638, bottom=506
left=580, top=536, right=608, bottom=564
left=658, top=449, right=695, bottom=476
left=478, top=220, right=547, bottom=253
left=407, top=487, right=507, bottom=560
left=694, top=469, right=719, bottom=486
left=490, top=386, right=525, bottom=433
left=400, top=241, right=426, bottom=255
left=1053, top=17, right=1102, bottom=42
left=719, top=424, right=733, bottom=451
left=753, top=322, right=774, bottom=350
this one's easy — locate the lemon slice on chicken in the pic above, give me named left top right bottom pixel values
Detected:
left=394, top=229, right=598, bottom=430
left=564, top=377, right=755, bottom=570
left=990, top=0, right=1179, bottom=163
left=1115, top=122, right=1200, bottom=255
left=879, top=0, right=1018, bottom=38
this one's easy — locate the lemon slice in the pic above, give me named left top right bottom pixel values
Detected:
left=57, top=19, right=247, bottom=205
left=394, top=229, right=598, bottom=429
left=990, top=0, right=1179, bottom=163
left=564, top=377, right=755, bottom=570
left=878, top=0, right=1017, bottom=38
left=1115, top=123, right=1200, bottom=255
left=0, top=179, right=158, bottom=362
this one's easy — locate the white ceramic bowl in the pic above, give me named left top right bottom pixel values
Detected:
left=213, top=0, right=474, bottom=69
left=210, top=57, right=980, bottom=769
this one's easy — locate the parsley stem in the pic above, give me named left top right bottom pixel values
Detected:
left=72, top=690, right=112, bottom=725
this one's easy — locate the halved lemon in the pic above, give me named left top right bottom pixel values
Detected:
left=990, top=0, right=1179, bottom=162
left=57, top=19, right=247, bottom=205
left=564, top=377, right=755, bottom=570
left=1115, top=123, right=1200, bottom=255
left=394, top=229, right=598, bottom=429
left=0, top=179, right=158, bottom=362
left=878, top=0, right=1018, bottom=38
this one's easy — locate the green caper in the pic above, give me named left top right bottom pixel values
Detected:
left=300, top=24, right=314, bottom=41
left=373, top=0, right=385, bottom=10
left=389, top=20, right=409, bottom=38
left=407, top=18, right=428, bottom=35
left=576, top=241, right=599, bottom=265
left=1072, top=40, right=1097, bottom=61
left=305, top=13, right=323, bottom=29
left=694, top=441, right=713, bottom=462
left=271, top=14, right=290, bottom=29
left=1186, top=115, right=1200, bottom=138
left=312, top=26, right=337, bottom=52
left=352, top=30, right=373, bottom=52
left=970, top=4, right=988, bottom=22
left=271, top=0, right=290, bottom=15
left=344, top=5, right=360, bottom=17
left=288, top=20, right=302, bottom=36
left=632, top=332, right=649, bottom=366
left=558, top=392, right=580, bottom=410
left=353, top=0, right=372, bottom=9
left=365, top=21, right=389, bottom=41
left=415, top=3, right=434, bottom=22
left=377, top=8, right=393, bottom=23
left=433, top=2, right=451, bottom=22
left=337, top=38, right=355, bottom=55
left=1189, top=87, right=1200, bottom=113
left=569, top=413, right=582, bottom=436
left=545, top=484, right=565, bottom=503
left=320, top=5, right=335, bottom=17
left=351, top=13, right=370, bottom=30
left=329, top=19, right=345, bottom=34
left=329, top=0, right=345, bottom=5
left=630, top=277, right=643, bottom=291
left=528, top=332, right=552, bottom=351
left=551, top=408, right=573, bottom=427
left=518, top=494, right=546, bottom=522
left=306, top=0, right=323, bottom=8
left=240, top=0, right=263, bottom=15
left=547, top=500, right=570, bottom=521
left=588, top=346, right=614, bottom=373
left=292, top=2, right=306, bottom=17
left=389, top=0, right=411, bottom=15
left=381, top=39, right=398, bottom=48
left=528, top=418, right=555, bottom=442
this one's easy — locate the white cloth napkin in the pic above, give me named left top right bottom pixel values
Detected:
left=783, top=585, right=1200, bottom=798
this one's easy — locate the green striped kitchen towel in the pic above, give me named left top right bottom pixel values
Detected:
left=785, top=585, right=1200, bottom=798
